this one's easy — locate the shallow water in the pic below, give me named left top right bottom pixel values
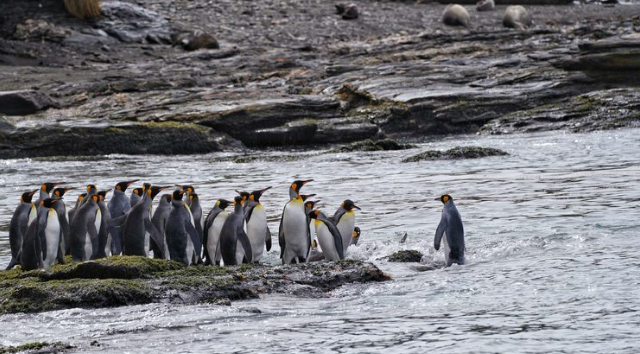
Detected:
left=1, top=129, right=640, bottom=353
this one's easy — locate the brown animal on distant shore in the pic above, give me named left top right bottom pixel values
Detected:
left=476, top=0, right=495, bottom=12
left=442, top=4, right=470, bottom=28
left=63, top=0, right=101, bottom=20
left=503, top=5, right=533, bottom=30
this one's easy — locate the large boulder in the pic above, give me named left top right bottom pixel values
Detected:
left=0, top=90, right=58, bottom=116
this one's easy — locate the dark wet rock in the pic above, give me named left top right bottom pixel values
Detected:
left=314, top=121, right=381, bottom=144
left=558, top=37, right=640, bottom=73
left=336, top=4, right=359, bottom=20
left=481, top=88, right=640, bottom=134
left=246, top=121, right=318, bottom=147
left=0, top=122, right=240, bottom=159
left=0, top=90, right=58, bottom=116
left=95, top=1, right=176, bottom=44
left=333, top=138, right=416, bottom=153
left=179, top=30, right=220, bottom=51
left=436, top=0, right=572, bottom=3
left=0, top=118, right=14, bottom=133
left=0, top=257, right=389, bottom=314
left=388, top=250, right=424, bottom=263
left=402, top=146, right=508, bottom=162
left=0, top=342, right=74, bottom=354
left=13, top=20, right=69, bottom=42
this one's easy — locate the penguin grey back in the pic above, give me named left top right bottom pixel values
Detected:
left=151, top=194, right=172, bottom=259
left=20, top=219, right=43, bottom=270
left=165, top=191, right=200, bottom=265
left=7, top=190, right=37, bottom=270
left=220, top=197, right=253, bottom=266
left=70, top=195, right=100, bottom=262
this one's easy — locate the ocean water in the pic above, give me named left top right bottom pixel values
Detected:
left=1, top=128, right=639, bottom=353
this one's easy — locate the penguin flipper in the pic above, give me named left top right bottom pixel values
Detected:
left=145, top=218, right=165, bottom=259
left=110, top=214, right=127, bottom=227
left=184, top=219, right=202, bottom=262
left=237, top=226, right=253, bottom=263
left=324, top=219, right=344, bottom=260
left=434, top=218, right=448, bottom=251
left=265, top=226, right=272, bottom=252
left=56, top=207, right=70, bottom=256
left=278, top=207, right=286, bottom=259
left=88, top=223, right=99, bottom=260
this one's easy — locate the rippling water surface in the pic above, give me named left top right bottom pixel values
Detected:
left=1, top=129, right=640, bottom=353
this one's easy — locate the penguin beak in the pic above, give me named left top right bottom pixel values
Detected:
left=434, top=197, right=440, bottom=201
left=234, top=190, right=244, bottom=195
left=302, top=180, right=313, bottom=185
left=126, top=180, right=139, bottom=187
left=27, top=190, right=38, bottom=197
left=259, top=186, right=272, bottom=195
left=353, top=205, right=361, bottom=210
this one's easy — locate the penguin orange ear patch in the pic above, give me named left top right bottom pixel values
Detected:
left=443, top=195, right=450, bottom=203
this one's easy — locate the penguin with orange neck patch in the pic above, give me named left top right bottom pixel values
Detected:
left=434, top=194, right=465, bottom=266
left=278, top=180, right=313, bottom=264
left=331, top=199, right=360, bottom=254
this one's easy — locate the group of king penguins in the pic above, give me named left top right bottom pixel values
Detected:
left=5, top=179, right=368, bottom=271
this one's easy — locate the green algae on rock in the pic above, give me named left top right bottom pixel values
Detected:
left=332, top=139, right=417, bottom=153
left=0, top=256, right=389, bottom=315
left=0, top=342, right=74, bottom=354
left=402, top=146, right=508, bottom=163
left=388, top=250, right=424, bottom=263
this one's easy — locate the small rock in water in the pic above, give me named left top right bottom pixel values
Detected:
left=402, top=146, right=508, bottom=163
left=180, top=30, right=220, bottom=51
left=332, top=139, right=416, bottom=152
left=239, top=307, right=262, bottom=314
left=335, top=4, right=358, bottom=20
left=388, top=250, right=424, bottom=263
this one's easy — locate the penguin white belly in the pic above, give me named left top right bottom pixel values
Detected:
left=443, top=232, right=451, bottom=265
left=28, top=205, right=37, bottom=225
left=247, top=206, right=268, bottom=262
left=315, top=220, right=340, bottom=261
left=43, top=209, right=61, bottom=267
left=235, top=241, right=245, bottom=264
left=185, top=227, right=194, bottom=266
left=283, top=201, right=308, bottom=261
left=84, top=232, right=92, bottom=261
left=105, top=233, right=112, bottom=257
left=337, top=212, right=356, bottom=254
left=144, top=231, right=150, bottom=257
left=209, top=212, right=228, bottom=264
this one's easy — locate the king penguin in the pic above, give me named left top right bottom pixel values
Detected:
left=219, top=196, right=253, bottom=266
left=120, top=185, right=166, bottom=257
left=130, top=187, right=143, bottom=207
left=68, top=193, right=86, bottom=228
left=165, top=190, right=201, bottom=266
left=278, top=179, right=313, bottom=264
left=6, top=190, right=38, bottom=270
left=70, top=194, right=101, bottom=262
left=331, top=200, right=361, bottom=254
left=203, top=199, right=231, bottom=266
left=48, top=187, right=74, bottom=264
left=36, top=198, right=65, bottom=267
left=178, top=185, right=196, bottom=207
left=434, top=194, right=465, bottom=266
left=95, top=190, right=113, bottom=259
left=188, top=193, right=204, bottom=252
left=352, top=226, right=361, bottom=246
left=108, top=180, right=138, bottom=255
left=151, top=193, right=172, bottom=259
left=35, top=182, right=63, bottom=206
left=20, top=208, right=46, bottom=271
left=309, top=209, right=344, bottom=261
left=243, top=187, right=272, bottom=262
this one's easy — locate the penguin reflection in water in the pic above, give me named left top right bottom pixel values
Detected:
left=434, top=194, right=465, bottom=266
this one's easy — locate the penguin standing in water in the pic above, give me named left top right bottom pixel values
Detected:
left=120, top=185, right=166, bottom=257
left=243, top=187, right=272, bottom=262
left=279, top=180, right=313, bottom=264
left=331, top=200, right=360, bottom=255
left=151, top=194, right=172, bottom=259
left=203, top=199, right=231, bottom=266
left=7, top=190, right=38, bottom=270
left=70, top=194, right=101, bottom=262
left=434, top=194, right=465, bottom=266
left=51, top=187, right=73, bottom=260
left=219, top=196, right=253, bottom=266
left=108, top=180, right=138, bottom=255
left=165, top=190, right=201, bottom=266
left=130, top=187, right=143, bottom=207
left=309, top=209, right=344, bottom=261
left=96, top=190, right=113, bottom=259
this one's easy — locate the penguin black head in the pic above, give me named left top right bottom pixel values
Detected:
left=218, top=199, right=232, bottom=209
left=90, top=195, right=100, bottom=203
left=235, top=190, right=250, bottom=202
left=97, top=190, right=110, bottom=201
left=142, top=183, right=152, bottom=192
left=341, top=199, right=361, bottom=211
left=233, top=196, right=244, bottom=206
left=305, top=200, right=318, bottom=211
left=53, top=187, right=75, bottom=199
left=291, top=180, right=313, bottom=195
left=300, top=194, right=316, bottom=202
left=353, top=226, right=361, bottom=240
left=308, top=209, right=321, bottom=219
left=21, top=190, right=38, bottom=203
left=249, top=187, right=272, bottom=202
left=86, top=184, right=97, bottom=193
left=436, top=194, right=452, bottom=204
left=160, top=194, right=172, bottom=203
left=40, top=198, right=59, bottom=209
left=189, top=193, right=199, bottom=203
left=149, top=186, right=167, bottom=199
left=179, top=185, right=195, bottom=194
left=312, top=239, right=318, bottom=249
left=77, top=193, right=87, bottom=203
left=172, top=190, right=184, bottom=201
left=132, top=188, right=143, bottom=196
left=115, top=180, right=139, bottom=192
left=41, top=182, right=62, bottom=193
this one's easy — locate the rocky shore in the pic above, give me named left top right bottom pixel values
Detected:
left=0, top=256, right=389, bottom=315
left=1, top=0, right=640, bottom=158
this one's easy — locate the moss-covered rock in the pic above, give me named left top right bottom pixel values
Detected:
left=0, top=257, right=389, bottom=315
left=402, top=146, right=508, bottom=162
left=388, top=250, right=424, bottom=263
left=332, top=138, right=417, bottom=152
left=0, top=342, right=73, bottom=354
